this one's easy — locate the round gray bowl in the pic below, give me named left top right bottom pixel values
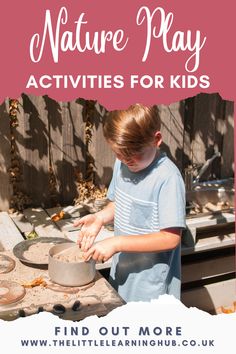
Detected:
left=48, top=243, right=96, bottom=287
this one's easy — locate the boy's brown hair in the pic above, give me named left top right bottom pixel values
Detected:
left=103, top=104, right=161, bottom=157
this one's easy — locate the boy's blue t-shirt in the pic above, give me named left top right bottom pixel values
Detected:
left=107, top=151, right=186, bottom=302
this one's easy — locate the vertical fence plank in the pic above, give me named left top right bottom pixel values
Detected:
left=90, top=102, right=115, bottom=186
left=191, top=93, right=232, bottom=179
left=191, top=93, right=217, bottom=166
left=59, top=100, right=86, bottom=203
left=0, top=100, right=12, bottom=210
left=43, top=96, right=63, bottom=205
left=17, top=94, right=50, bottom=207
left=221, top=101, right=234, bottom=177
left=159, top=101, right=185, bottom=171
left=182, top=96, right=195, bottom=169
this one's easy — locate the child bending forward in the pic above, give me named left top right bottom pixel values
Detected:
left=74, top=104, right=186, bottom=302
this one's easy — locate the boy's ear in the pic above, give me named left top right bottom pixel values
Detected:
left=154, top=131, right=162, bottom=147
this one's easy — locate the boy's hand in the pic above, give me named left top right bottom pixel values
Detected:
left=73, top=214, right=103, bottom=251
left=83, top=237, right=120, bottom=263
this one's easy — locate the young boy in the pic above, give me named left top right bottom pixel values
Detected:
left=74, top=104, right=186, bottom=302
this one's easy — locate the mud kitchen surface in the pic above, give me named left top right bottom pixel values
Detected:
left=0, top=195, right=235, bottom=316
left=0, top=245, right=124, bottom=321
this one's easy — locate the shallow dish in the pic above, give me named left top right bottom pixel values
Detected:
left=13, top=237, right=73, bottom=265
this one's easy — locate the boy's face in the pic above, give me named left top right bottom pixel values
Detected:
left=109, top=132, right=162, bottom=173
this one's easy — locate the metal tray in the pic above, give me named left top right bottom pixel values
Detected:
left=13, top=237, right=73, bottom=265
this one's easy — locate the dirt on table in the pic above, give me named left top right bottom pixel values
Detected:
left=0, top=250, right=124, bottom=321
left=0, top=251, right=75, bottom=308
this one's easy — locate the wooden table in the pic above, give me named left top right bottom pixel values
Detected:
left=0, top=250, right=125, bottom=321
left=1, top=205, right=235, bottom=316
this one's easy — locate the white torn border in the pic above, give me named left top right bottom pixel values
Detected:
left=0, top=295, right=236, bottom=354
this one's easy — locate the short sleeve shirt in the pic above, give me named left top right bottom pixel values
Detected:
left=107, top=151, right=186, bottom=302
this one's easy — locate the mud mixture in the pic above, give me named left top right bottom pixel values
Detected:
left=53, top=246, right=84, bottom=263
left=23, top=243, right=54, bottom=263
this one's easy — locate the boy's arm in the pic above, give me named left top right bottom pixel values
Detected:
left=83, top=228, right=181, bottom=263
left=117, top=228, right=181, bottom=253
left=95, top=201, right=115, bottom=224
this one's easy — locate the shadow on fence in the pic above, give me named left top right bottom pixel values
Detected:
left=0, top=93, right=234, bottom=211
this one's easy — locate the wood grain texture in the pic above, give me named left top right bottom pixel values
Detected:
left=0, top=212, right=24, bottom=250
left=221, top=100, right=234, bottom=177
left=182, top=233, right=235, bottom=255
left=159, top=101, right=185, bottom=171
left=0, top=100, right=12, bottom=211
left=17, top=95, right=51, bottom=207
left=23, top=207, right=65, bottom=238
left=181, top=278, right=236, bottom=312
left=182, top=254, right=235, bottom=283
left=0, top=94, right=234, bottom=210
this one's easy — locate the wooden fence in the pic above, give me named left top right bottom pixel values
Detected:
left=0, top=93, right=234, bottom=211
